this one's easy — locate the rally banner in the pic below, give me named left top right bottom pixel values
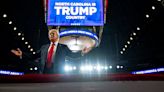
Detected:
left=47, top=0, right=104, bottom=26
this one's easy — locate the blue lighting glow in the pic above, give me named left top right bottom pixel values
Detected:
left=0, top=70, right=24, bottom=75
left=132, top=67, right=164, bottom=74
left=59, top=29, right=99, bottom=45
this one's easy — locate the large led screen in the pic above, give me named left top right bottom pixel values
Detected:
left=47, top=0, right=104, bottom=26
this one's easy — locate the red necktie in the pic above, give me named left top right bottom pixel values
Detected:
left=47, top=44, right=55, bottom=68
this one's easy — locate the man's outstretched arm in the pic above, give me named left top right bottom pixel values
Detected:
left=11, top=48, right=22, bottom=59
left=11, top=47, right=41, bottom=60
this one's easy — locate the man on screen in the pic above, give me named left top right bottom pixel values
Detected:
left=11, top=29, right=66, bottom=74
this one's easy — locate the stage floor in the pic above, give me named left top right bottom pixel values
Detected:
left=0, top=81, right=164, bottom=92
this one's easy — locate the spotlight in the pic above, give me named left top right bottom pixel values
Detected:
left=146, top=14, right=150, bottom=18
left=130, top=37, right=133, bottom=40
left=109, top=66, right=112, bottom=69
left=133, top=32, right=136, bottom=36
left=3, top=14, right=7, bottom=18
left=30, top=48, right=33, bottom=51
left=28, top=45, right=31, bottom=48
left=18, top=33, right=21, bottom=36
left=125, top=45, right=128, bottom=48
left=21, top=37, right=24, bottom=40
left=152, top=6, right=155, bottom=10
left=33, top=52, right=36, bottom=55
left=64, top=65, right=70, bottom=71
left=96, top=65, right=102, bottom=71
left=93, top=66, right=96, bottom=69
left=120, top=51, right=123, bottom=54
left=25, top=42, right=28, bottom=44
left=101, top=66, right=104, bottom=70
left=86, top=65, right=93, bottom=71
left=13, top=27, right=17, bottom=30
left=80, top=66, right=85, bottom=71
left=9, top=21, right=12, bottom=24
left=137, top=27, right=140, bottom=31
left=30, top=68, right=33, bottom=71
left=69, top=67, right=73, bottom=71
left=34, top=67, right=38, bottom=70
left=104, top=66, right=108, bottom=70
left=127, top=41, right=130, bottom=44
left=116, top=65, right=120, bottom=69
left=73, top=66, right=76, bottom=70
left=123, top=48, right=125, bottom=51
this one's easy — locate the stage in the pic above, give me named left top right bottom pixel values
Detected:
left=0, top=74, right=164, bottom=92
left=0, top=81, right=164, bottom=92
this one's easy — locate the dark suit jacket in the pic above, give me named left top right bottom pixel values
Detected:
left=23, top=43, right=67, bottom=74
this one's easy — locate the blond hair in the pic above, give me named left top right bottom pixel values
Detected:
left=48, top=29, right=60, bottom=42
left=49, top=29, right=59, bottom=36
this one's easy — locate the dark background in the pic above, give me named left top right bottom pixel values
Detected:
left=0, top=0, right=164, bottom=73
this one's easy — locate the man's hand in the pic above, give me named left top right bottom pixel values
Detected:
left=81, top=47, right=93, bottom=55
left=11, top=48, right=22, bottom=57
